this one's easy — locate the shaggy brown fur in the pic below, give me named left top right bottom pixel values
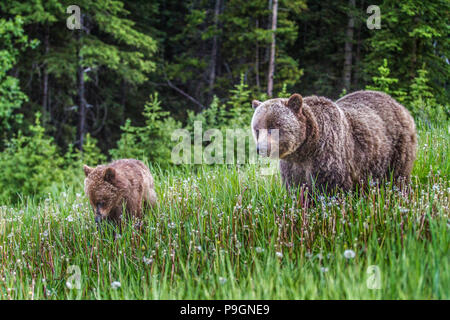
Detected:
left=251, top=90, right=417, bottom=193
left=84, top=159, right=157, bottom=223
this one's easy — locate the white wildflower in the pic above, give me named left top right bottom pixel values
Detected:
left=344, top=249, right=356, bottom=259
left=218, top=277, right=227, bottom=284
left=255, top=247, right=264, bottom=253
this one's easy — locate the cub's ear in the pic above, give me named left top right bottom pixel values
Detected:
left=104, top=167, right=116, bottom=184
left=83, top=165, right=93, bottom=177
left=287, top=94, right=303, bottom=113
left=252, top=100, right=262, bottom=109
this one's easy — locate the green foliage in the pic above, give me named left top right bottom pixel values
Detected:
left=0, top=110, right=107, bottom=203
left=0, top=113, right=64, bottom=203
left=110, top=92, right=180, bottom=164
left=78, top=134, right=107, bottom=166
left=186, top=95, right=228, bottom=130
left=226, top=74, right=254, bottom=128
left=365, top=0, right=449, bottom=105
left=187, top=74, right=255, bottom=130
left=1, top=0, right=157, bottom=149
left=367, top=59, right=449, bottom=124
left=0, top=16, right=37, bottom=142
left=64, top=134, right=107, bottom=171
left=365, top=59, right=406, bottom=101
left=278, top=83, right=290, bottom=98
left=408, top=67, right=448, bottom=124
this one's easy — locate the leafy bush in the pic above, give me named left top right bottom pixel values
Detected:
left=408, top=67, right=448, bottom=124
left=0, top=16, right=38, bottom=145
left=186, top=74, right=256, bottom=131
left=0, top=112, right=107, bottom=203
left=365, top=59, right=407, bottom=102
left=0, top=113, right=64, bottom=203
left=366, top=59, right=448, bottom=124
left=64, top=133, right=107, bottom=180
left=226, top=74, right=254, bottom=128
left=110, top=92, right=180, bottom=165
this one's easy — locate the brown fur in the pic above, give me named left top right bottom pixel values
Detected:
left=251, top=90, right=417, bottom=193
left=83, top=159, right=157, bottom=223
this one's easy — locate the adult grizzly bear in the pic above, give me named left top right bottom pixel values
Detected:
left=83, top=159, right=157, bottom=224
left=251, top=90, right=417, bottom=193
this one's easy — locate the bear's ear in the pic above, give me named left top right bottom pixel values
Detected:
left=83, top=165, right=93, bottom=177
left=104, top=167, right=116, bottom=184
left=287, top=94, right=303, bottom=113
left=252, top=100, right=262, bottom=109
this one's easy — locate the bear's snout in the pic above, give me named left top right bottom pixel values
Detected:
left=95, top=215, right=103, bottom=224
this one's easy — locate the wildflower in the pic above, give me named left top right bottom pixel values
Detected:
left=344, top=249, right=356, bottom=259
left=218, top=277, right=227, bottom=284
left=143, top=257, right=153, bottom=265
left=276, top=251, right=283, bottom=258
left=255, top=247, right=264, bottom=253
left=66, top=215, right=74, bottom=222
left=320, top=267, right=329, bottom=273
left=111, top=281, right=121, bottom=289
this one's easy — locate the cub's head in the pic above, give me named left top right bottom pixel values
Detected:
left=83, top=165, right=126, bottom=223
left=251, top=94, right=307, bottom=159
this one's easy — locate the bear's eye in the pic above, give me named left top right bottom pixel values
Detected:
left=97, top=201, right=105, bottom=208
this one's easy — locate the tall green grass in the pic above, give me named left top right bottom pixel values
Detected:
left=0, top=123, right=448, bottom=299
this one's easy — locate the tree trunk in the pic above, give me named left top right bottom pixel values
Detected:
left=410, top=16, right=420, bottom=80
left=265, top=0, right=272, bottom=64
left=76, top=15, right=86, bottom=150
left=267, top=0, right=278, bottom=97
left=342, top=0, right=355, bottom=91
left=208, top=0, right=221, bottom=99
left=255, top=19, right=260, bottom=90
left=42, top=25, right=49, bottom=118
left=352, top=0, right=364, bottom=88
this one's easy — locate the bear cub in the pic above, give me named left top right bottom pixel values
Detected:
left=251, top=90, right=417, bottom=193
left=84, top=159, right=157, bottom=224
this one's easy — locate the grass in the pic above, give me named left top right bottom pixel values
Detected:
left=0, top=122, right=448, bottom=299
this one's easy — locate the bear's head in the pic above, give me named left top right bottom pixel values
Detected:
left=251, top=94, right=315, bottom=159
left=83, top=165, right=127, bottom=223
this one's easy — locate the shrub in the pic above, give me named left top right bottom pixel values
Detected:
left=408, top=67, right=448, bottom=124
left=365, top=58, right=407, bottom=102
left=0, top=17, right=38, bottom=146
left=110, top=92, right=180, bottom=165
left=0, top=113, right=64, bottom=203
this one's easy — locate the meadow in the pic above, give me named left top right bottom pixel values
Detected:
left=0, top=122, right=448, bottom=300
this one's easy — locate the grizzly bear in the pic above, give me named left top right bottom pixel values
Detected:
left=251, top=90, right=417, bottom=193
left=83, top=159, right=157, bottom=223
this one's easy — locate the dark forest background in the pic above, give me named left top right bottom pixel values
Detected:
left=0, top=0, right=448, bottom=202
